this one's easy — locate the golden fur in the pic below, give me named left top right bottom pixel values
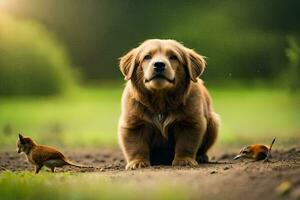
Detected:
left=118, top=39, right=220, bottom=170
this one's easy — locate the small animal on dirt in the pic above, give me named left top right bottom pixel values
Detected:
left=17, top=134, right=93, bottom=174
left=233, top=137, right=276, bottom=161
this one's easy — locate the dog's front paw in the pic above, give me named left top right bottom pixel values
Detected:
left=172, top=157, right=198, bottom=167
left=126, top=159, right=150, bottom=170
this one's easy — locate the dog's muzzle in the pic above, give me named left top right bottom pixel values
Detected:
left=145, top=74, right=175, bottom=84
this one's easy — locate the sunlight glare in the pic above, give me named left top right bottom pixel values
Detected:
left=0, top=0, right=14, bottom=11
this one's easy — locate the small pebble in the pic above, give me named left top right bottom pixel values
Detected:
left=99, top=168, right=105, bottom=172
left=276, top=181, right=293, bottom=196
left=84, top=154, right=92, bottom=159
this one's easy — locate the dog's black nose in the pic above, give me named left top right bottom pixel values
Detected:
left=153, top=62, right=165, bottom=73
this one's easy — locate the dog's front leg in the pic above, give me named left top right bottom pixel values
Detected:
left=119, top=125, right=152, bottom=170
left=172, top=122, right=206, bottom=167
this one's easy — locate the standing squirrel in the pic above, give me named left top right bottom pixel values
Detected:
left=17, top=134, right=94, bottom=173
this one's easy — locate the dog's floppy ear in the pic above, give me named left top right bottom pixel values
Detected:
left=186, top=49, right=206, bottom=82
left=119, top=48, right=137, bottom=80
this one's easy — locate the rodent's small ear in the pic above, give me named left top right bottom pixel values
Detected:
left=185, top=48, right=206, bottom=82
left=119, top=48, right=138, bottom=80
left=19, top=133, right=25, bottom=143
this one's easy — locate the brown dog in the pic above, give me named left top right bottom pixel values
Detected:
left=118, top=39, right=220, bottom=170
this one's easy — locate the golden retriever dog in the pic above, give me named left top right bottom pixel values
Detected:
left=118, top=39, right=220, bottom=170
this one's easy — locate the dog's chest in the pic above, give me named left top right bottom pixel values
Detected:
left=157, top=113, right=165, bottom=123
left=152, top=113, right=176, bottom=138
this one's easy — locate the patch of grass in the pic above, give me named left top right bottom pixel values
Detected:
left=210, top=87, right=300, bottom=147
left=0, top=85, right=299, bottom=149
left=0, top=86, right=121, bottom=148
left=0, top=171, right=188, bottom=200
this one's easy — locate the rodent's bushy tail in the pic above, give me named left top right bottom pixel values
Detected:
left=64, top=159, right=95, bottom=168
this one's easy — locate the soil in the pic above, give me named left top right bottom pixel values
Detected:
left=1, top=147, right=300, bottom=200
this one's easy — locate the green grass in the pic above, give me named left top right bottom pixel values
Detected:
left=0, top=171, right=188, bottom=200
left=210, top=86, right=300, bottom=147
left=0, top=85, right=299, bottom=149
left=0, top=85, right=121, bottom=148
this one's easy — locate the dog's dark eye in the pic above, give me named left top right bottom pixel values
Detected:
left=169, top=55, right=178, bottom=61
left=144, top=55, right=152, bottom=60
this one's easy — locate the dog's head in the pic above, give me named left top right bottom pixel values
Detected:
left=119, top=39, right=206, bottom=91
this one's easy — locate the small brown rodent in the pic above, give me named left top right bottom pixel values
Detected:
left=233, top=137, right=276, bottom=161
left=17, top=134, right=93, bottom=173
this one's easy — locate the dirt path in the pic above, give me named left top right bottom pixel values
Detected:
left=1, top=147, right=300, bottom=200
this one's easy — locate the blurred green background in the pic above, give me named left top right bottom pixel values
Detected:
left=0, top=0, right=299, bottom=150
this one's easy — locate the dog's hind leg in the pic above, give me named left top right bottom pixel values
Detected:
left=196, top=112, right=220, bottom=163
